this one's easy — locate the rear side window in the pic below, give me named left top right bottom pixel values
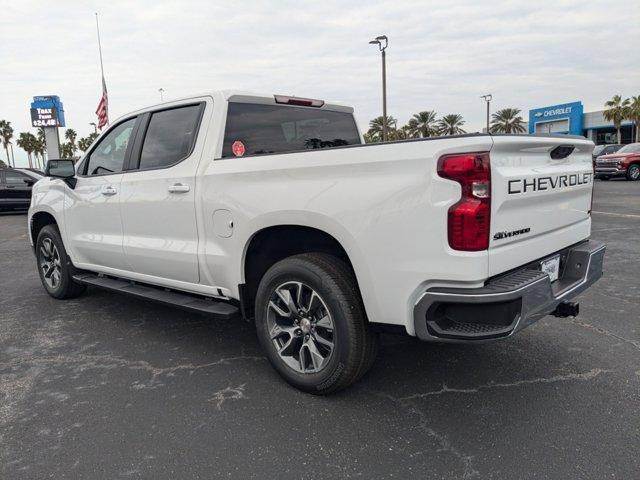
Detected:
left=139, top=104, right=203, bottom=169
left=222, top=102, right=361, bottom=158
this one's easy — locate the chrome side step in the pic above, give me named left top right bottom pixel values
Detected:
left=72, top=274, right=239, bottom=319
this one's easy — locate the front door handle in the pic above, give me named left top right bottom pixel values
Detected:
left=168, top=183, right=190, bottom=193
left=101, top=185, right=117, bottom=196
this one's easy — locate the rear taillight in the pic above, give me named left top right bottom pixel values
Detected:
left=438, top=152, right=491, bottom=251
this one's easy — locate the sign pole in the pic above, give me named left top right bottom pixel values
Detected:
left=44, top=127, right=60, bottom=160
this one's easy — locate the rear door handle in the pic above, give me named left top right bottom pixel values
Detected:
left=168, top=183, right=190, bottom=193
left=101, top=185, right=117, bottom=196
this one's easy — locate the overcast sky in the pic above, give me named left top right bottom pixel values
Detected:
left=1, top=0, right=638, bottom=167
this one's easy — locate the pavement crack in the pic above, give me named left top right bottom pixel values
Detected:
left=208, top=384, right=247, bottom=410
left=399, top=368, right=611, bottom=400
left=1, top=353, right=266, bottom=389
left=568, top=318, right=640, bottom=351
left=369, top=389, right=480, bottom=479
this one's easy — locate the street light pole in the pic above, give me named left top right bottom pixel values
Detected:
left=89, top=122, right=97, bottom=134
left=159, top=88, right=165, bottom=101
left=481, top=94, right=492, bottom=133
left=369, top=35, right=389, bottom=142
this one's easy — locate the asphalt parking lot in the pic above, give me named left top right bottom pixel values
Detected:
left=1, top=179, right=639, bottom=479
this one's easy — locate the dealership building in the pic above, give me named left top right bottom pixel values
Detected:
left=527, top=101, right=635, bottom=144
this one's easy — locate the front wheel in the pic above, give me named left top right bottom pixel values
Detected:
left=255, top=253, right=378, bottom=394
left=627, top=164, right=640, bottom=181
left=36, top=225, right=86, bottom=299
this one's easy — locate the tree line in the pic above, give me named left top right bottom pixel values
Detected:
left=363, top=108, right=528, bottom=142
left=0, top=121, right=98, bottom=169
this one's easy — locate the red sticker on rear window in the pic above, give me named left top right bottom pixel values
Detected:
left=232, top=140, right=245, bottom=157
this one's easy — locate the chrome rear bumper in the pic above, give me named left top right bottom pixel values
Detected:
left=413, top=240, right=606, bottom=342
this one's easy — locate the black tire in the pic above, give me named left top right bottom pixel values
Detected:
left=627, top=164, right=640, bottom=181
left=255, top=253, right=377, bottom=394
left=36, top=224, right=86, bottom=299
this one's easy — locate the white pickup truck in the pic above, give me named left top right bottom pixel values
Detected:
left=29, top=91, right=605, bottom=393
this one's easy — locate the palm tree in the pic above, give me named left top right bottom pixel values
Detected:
left=60, top=142, right=75, bottom=159
left=437, top=114, right=466, bottom=136
left=406, top=111, right=438, bottom=138
left=0, top=120, right=14, bottom=167
left=33, top=138, right=46, bottom=169
left=627, top=95, right=640, bottom=142
left=17, top=132, right=38, bottom=168
left=489, top=108, right=526, bottom=134
left=34, top=128, right=47, bottom=169
left=65, top=129, right=78, bottom=155
left=388, top=124, right=412, bottom=141
left=367, top=115, right=397, bottom=142
left=78, top=132, right=99, bottom=152
left=604, top=95, right=631, bottom=144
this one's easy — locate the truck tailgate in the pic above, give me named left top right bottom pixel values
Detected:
left=488, top=135, right=594, bottom=276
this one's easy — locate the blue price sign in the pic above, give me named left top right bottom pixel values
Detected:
left=30, top=96, right=65, bottom=128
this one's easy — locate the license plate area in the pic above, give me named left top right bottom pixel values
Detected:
left=540, top=255, right=561, bottom=283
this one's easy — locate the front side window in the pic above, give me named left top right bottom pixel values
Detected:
left=222, top=103, right=361, bottom=158
left=4, top=170, right=31, bottom=184
left=85, top=118, right=136, bottom=175
left=139, top=104, right=203, bottom=170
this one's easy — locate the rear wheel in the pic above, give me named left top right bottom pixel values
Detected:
left=255, top=253, right=378, bottom=394
left=627, top=164, right=640, bottom=181
left=36, top=225, right=86, bottom=299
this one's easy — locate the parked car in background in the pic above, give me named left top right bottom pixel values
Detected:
left=0, top=168, right=44, bottom=211
left=22, top=167, right=46, bottom=176
left=595, top=143, right=640, bottom=181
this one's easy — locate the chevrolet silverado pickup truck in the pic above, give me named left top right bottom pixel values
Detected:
left=28, top=91, right=605, bottom=394
left=594, top=142, right=640, bottom=180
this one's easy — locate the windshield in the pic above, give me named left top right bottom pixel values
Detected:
left=618, top=143, right=640, bottom=154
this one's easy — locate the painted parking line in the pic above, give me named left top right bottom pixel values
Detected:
left=592, top=211, right=640, bottom=219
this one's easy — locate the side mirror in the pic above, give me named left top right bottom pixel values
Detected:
left=46, top=159, right=75, bottom=178
left=23, top=179, right=35, bottom=187
left=45, top=159, right=77, bottom=189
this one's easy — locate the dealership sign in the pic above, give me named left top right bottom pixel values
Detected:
left=529, top=101, right=583, bottom=135
left=533, top=106, right=574, bottom=118
left=29, top=95, right=65, bottom=128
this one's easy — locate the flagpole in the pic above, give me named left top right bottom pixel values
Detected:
left=95, top=13, right=105, bottom=81
left=94, top=12, right=108, bottom=129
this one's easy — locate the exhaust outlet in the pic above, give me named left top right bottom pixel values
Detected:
left=553, top=301, right=579, bottom=318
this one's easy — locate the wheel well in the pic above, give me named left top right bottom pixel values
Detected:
left=30, top=212, right=57, bottom=244
left=241, top=225, right=356, bottom=319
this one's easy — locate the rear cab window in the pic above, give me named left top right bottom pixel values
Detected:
left=222, top=102, right=361, bottom=158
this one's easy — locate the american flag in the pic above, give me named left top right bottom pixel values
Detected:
left=95, top=76, right=108, bottom=129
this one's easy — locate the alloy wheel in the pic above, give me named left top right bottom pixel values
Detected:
left=630, top=165, right=640, bottom=180
left=40, top=238, right=62, bottom=290
left=266, top=281, right=335, bottom=374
